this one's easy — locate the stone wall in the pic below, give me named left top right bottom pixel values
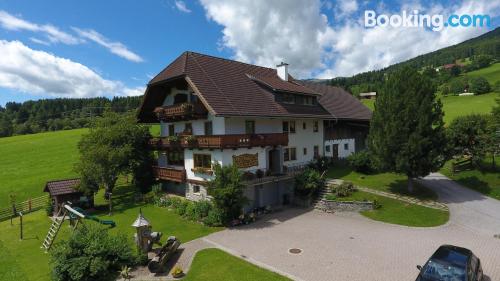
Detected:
left=315, top=199, right=374, bottom=213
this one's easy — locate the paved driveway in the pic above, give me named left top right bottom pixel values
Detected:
left=420, top=173, right=500, bottom=237
left=204, top=175, right=500, bottom=281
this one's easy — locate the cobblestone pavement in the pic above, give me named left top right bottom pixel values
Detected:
left=420, top=173, right=500, bottom=237
left=205, top=208, right=500, bottom=281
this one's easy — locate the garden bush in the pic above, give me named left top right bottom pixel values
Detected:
left=334, top=181, right=355, bottom=197
left=175, top=200, right=189, bottom=216
left=308, top=156, right=331, bottom=172
left=50, top=224, right=135, bottom=281
left=294, top=168, right=325, bottom=198
left=203, top=208, right=224, bottom=227
left=469, top=76, right=491, bottom=94
left=347, top=150, right=374, bottom=174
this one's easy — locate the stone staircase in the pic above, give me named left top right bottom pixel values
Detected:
left=313, top=180, right=341, bottom=211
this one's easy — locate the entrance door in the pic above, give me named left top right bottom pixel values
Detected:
left=268, top=149, right=281, bottom=175
left=332, top=144, right=339, bottom=160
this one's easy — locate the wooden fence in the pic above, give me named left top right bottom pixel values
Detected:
left=0, top=194, right=48, bottom=221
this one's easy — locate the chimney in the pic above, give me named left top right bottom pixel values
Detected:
left=276, top=62, right=289, bottom=81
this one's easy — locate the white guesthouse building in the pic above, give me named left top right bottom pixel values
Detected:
left=138, top=52, right=372, bottom=209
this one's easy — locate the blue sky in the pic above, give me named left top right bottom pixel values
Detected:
left=0, top=0, right=498, bottom=106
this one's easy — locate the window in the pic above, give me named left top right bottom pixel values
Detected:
left=313, top=121, right=319, bottom=132
left=204, top=121, right=213, bottom=135
left=304, top=96, right=313, bottom=105
left=167, top=150, right=184, bottom=166
left=284, top=147, right=297, bottom=161
left=245, top=120, right=255, bottom=134
left=168, top=124, right=175, bottom=136
left=282, top=121, right=289, bottom=133
left=282, top=93, right=294, bottom=104
left=185, top=123, right=192, bottom=134
left=314, top=145, right=319, bottom=159
left=289, top=121, right=296, bottom=133
left=193, top=185, right=201, bottom=193
left=325, top=145, right=331, bottom=152
left=344, top=143, right=349, bottom=150
left=302, top=122, right=306, bottom=130
left=193, top=154, right=211, bottom=168
left=303, top=147, right=307, bottom=155
left=174, top=93, right=188, bottom=104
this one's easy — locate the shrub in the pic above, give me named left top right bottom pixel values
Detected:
left=334, top=181, right=355, bottom=197
left=294, top=168, right=325, bottom=198
left=50, top=224, right=135, bottom=281
left=308, top=156, right=331, bottom=172
left=372, top=199, right=382, bottom=209
left=169, top=197, right=182, bottom=209
left=203, top=208, right=224, bottom=227
left=175, top=200, right=189, bottom=216
left=469, top=76, right=491, bottom=94
left=347, top=150, right=374, bottom=174
left=193, top=200, right=213, bottom=220
left=207, top=163, right=247, bottom=224
left=45, top=197, right=54, bottom=216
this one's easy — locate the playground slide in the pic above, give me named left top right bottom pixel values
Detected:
left=64, top=205, right=116, bottom=228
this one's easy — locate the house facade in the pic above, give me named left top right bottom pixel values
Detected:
left=138, top=52, right=371, bottom=209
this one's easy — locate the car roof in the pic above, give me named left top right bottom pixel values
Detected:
left=431, top=245, right=472, bottom=267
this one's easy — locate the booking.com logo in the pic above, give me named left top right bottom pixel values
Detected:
left=365, top=10, right=491, bottom=31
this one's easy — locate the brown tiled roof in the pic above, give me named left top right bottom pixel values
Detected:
left=139, top=51, right=371, bottom=122
left=301, top=81, right=372, bottom=121
left=43, top=179, right=81, bottom=196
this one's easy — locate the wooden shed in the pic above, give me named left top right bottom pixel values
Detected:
left=43, top=179, right=93, bottom=215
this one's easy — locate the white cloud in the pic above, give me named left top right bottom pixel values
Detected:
left=200, top=0, right=331, bottom=77
left=338, top=0, right=358, bottom=15
left=72, top=28, right=144, bottom=63
left=175, top=0, right=192, bottom=13
left=0, top=10, right=82, bottom=44
left=29, top=37, right=50, bottom=46
left=0, top=40, right=143, bottom=98
left=199, top=0, right=500, bottom=79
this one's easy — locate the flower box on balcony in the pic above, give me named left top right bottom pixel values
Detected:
left=191, top=167, right=213, bottom=175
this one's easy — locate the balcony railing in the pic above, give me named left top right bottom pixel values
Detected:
left=152, top=166, right=186, bottom=183
left=154, top=102, right=208, bottom=121
left=149, top=133, right=288, bottom=150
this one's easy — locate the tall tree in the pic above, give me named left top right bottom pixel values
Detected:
left=368, top=67, right=447, bottom=192
left=75, top=111, right=153, bottom=213
left=207, top=163, right=247, bottom=223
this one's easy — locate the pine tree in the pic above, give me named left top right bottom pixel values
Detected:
left=368, top=67, right=447, bottom=192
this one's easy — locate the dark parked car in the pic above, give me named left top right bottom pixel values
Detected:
left=416, top=245, right=483, bottom=281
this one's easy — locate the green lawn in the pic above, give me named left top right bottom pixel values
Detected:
left=440, top=158, right=500, bottom=200
left=0, top=129, right=86, bottom=206
left=327, top=166, right=438, bottom=201
left=464, top=62, right=500, bottom=85
left=327, top=166, right=449, bottom=226
left=184, top=248, right=290, bottom=281
left=362, top=92, right=499, bottom=124
left=331, top=190, right=449, bottom=227
left=439, top=92, right=499, bottom=124
left=0, top=184, right=222, bottom=281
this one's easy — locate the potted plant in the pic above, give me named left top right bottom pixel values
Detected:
left=171, top=264, right=184, bottom=278
left=167, top=135, right=180, bottom=144
left=185, top=135, right=198, bottom=146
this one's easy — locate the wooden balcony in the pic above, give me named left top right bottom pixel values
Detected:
left=149, top=133, right=288, bottom=150
left=154, top=102, right=208, bottom=122
left=152, top=166, right=186, bottom=183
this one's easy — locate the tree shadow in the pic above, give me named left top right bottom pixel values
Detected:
left=453, top=176, right=491, bottom=195
left=91, top=184, right=148, bottom=216
left=388, top=180, right=438, bottom=201
left=229, top=207, right=313, bottom=230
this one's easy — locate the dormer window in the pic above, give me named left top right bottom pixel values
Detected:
left=275, top=93, right=316, bottom=106
left=282, top=93, right=294, bottom=104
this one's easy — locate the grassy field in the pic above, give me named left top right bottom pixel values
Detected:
left=0, top=129, right=86, bottom=206
left=464, top=62, right=500, bottom=84
left=184, top=248, right=290, bottom=281
left=329, top=190, right=449, bottom=227
left=327, top=166, right=449, bottom=226
left=0, top=183, right=222, bottom=281
left=440, top=158, right=500, bottom=200
left=362, top=92, right=499, bottom=124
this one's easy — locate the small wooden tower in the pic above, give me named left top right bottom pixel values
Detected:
left=132, top=210, right=151, bottom=253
